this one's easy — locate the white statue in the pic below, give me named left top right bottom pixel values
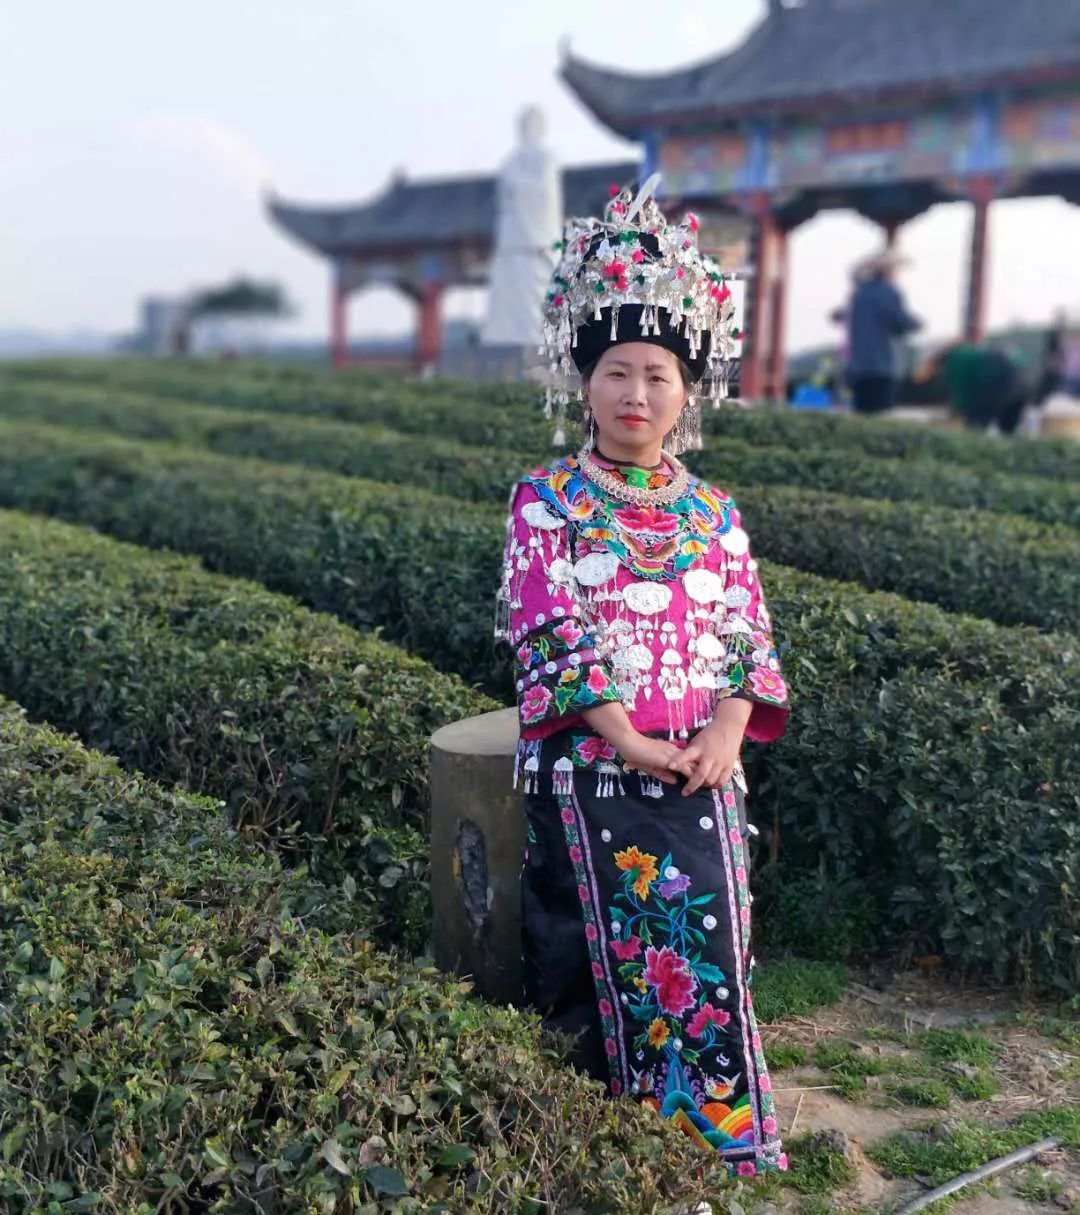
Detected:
left=482, top=106, right=562, bottom=348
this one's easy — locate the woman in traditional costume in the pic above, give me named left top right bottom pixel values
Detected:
left=495, top=179, right=790, bottom=1177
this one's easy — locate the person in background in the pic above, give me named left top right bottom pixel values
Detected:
left=1035, top=310, right=1068, bottom=408
left=847, top=249, right=922, bottom=415
left=916, top=341, right=1028, bottom=435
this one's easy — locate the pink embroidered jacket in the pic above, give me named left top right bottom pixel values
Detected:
left=497, top=454, right=789, bottom=752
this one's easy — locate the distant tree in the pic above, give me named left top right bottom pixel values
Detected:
left=187, top=277, right=292, bottom=320
left=176, top=277, right=293, bottom=356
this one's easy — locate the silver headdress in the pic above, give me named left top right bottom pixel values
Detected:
left=539, top=173, right=739, bottom=452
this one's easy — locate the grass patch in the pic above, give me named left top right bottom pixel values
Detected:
left=889, top=1078, right=952, bottom=1109
left=753, top=959, right=846, bottom=1022
left=864, top=1025, right=908, bottom=1045
left=814, top=1040, right=889, bottom=1101
left=918, top=1028, right=1000, bottom=1068
left=1014, top=1166, right=1068, bottom=1204
left=766, top=1041, right=808, bottom=1070
left=944, top=1067, right=999, bottom=1101
left=1020, top=1009, right=1080, bottom=1053
left=784, top=1131, right=858, bottom=1195
left=868, top=1105, right=1080, bottom=1184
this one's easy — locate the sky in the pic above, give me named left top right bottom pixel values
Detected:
left=1, top=0, right=1077, bottom=353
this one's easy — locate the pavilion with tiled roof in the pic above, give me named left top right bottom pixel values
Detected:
left=269, top=162, right=638, bottom=369
left=562, top=0, right=1080, bottom=398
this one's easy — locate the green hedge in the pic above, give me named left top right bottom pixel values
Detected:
left=0, top=358, right=550, bottom=450
left=0, top=510, right=499, bottom=947
left=701, top=401, right=1080, bottom=484
left=8, top=355, right=1080, bottom=482
left=0, top=431, right=1075, bottom=989
left=0, top=697, right=728, bottom=1214
left=4, top=376, right=1079, bottom=530
left=0, top=420, right=1075, bottom=637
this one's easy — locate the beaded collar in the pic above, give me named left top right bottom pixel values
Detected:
left=576, top=447, right=691, bottom=506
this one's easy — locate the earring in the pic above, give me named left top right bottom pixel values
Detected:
left=665, top=399, right=702, bottom=455
left=581, top=405, right=597, bottom=453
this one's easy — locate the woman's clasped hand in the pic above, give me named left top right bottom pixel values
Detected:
left=617, top=714, right=748, bottom=797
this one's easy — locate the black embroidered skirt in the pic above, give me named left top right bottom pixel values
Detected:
left=519, top=730, right=786, bottom=1176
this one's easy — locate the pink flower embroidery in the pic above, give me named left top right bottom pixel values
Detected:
left=584, top=922, right=598, bottom=942
left=604, top=1038, right=618, bottom=1056
left=758, top=1074, right=772, bottom=1093
left=598, top=998, right=613, bottom=1016
left=642, top=946, right=698, bottom=1018
left=520, top=684, right=552, bottom=724
left=568, top=845, right=583, bottom=864
left=577, top=884, right=589, bottom=902
left=737, top=1161, right=757, bottom=1177
left=516, top=641, right=532, bottom=665
left=686, top=1002, right=732, bottom=1038
left=748, top=667, right=787, bottom=702
left=752, top=1033, right=762, bottom=1050
left=575, top=736, right=617, bottom=765
left=552, top=619, right=585, bottom=648
left=610, top=1078, right=622, bottom=1095
left=762, top=1115, right=778, bottom=1134
left=611, top=505, right=680, bottom=536
left=609, top=935, right=643, bottom=961
left=778, top=1154, right=789, bottom=1172
left=561, top=808, right=576, bottom=826
left=591, top=961, right=605, bottom=979
left=734, top=867, right=747, bottom=886
left=586, top=665, right=613, bottom=696
left=740, top=906, right=751, bottom=925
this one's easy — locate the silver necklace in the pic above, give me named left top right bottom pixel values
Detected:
left=575, top=448, right=691, bottom=506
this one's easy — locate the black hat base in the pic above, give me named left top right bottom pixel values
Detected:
left=570, top=304, right=711, bottom=383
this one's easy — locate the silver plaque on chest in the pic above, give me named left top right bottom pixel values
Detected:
left=682, top=567, right=725, bottom=604
left=547, top=558, right=574, bottom=585
left=693, top=632, right=725, bottom=659
left=623, top=581, right=672, bottom=616
left=521, top=500, right=564, bottom=530
left=573, top=551, right=620, bottom=587
left=612, top=643, right=654, bottom=672
left=719, top=526, right=750, bottom=556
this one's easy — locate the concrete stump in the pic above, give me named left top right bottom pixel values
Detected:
left=429, top=707, right=524, bottom=1006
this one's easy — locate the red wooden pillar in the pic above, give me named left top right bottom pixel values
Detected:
left=330, top=280, right=348, bottom=370
left=964, top=176, right=995, bottom=343
left=741, top=193, right=777, bottom=402
left=765, top=225, right=789, bottom=402
left=416, top=283, right=445, bottom=373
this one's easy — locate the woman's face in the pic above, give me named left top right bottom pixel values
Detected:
left=586, top=342, right=689, bottom=463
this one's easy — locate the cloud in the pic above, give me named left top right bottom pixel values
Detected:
left=126, top=113, right=273, bottom=196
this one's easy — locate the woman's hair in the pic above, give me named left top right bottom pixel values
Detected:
left=580, top=349, right=693, bottom=391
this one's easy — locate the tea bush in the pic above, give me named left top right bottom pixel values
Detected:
left=0, top=420, right=1076, bottom=637
left=0, top=697, right=734, bottom=1214
left=4, top=377, right=1079, bottom=529
left=0, top=510, right=499, bottom=946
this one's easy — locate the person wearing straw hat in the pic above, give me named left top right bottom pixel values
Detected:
left=495, top=177, right=789, bottom=1178
left=847, top=246, right=922, bottom=415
